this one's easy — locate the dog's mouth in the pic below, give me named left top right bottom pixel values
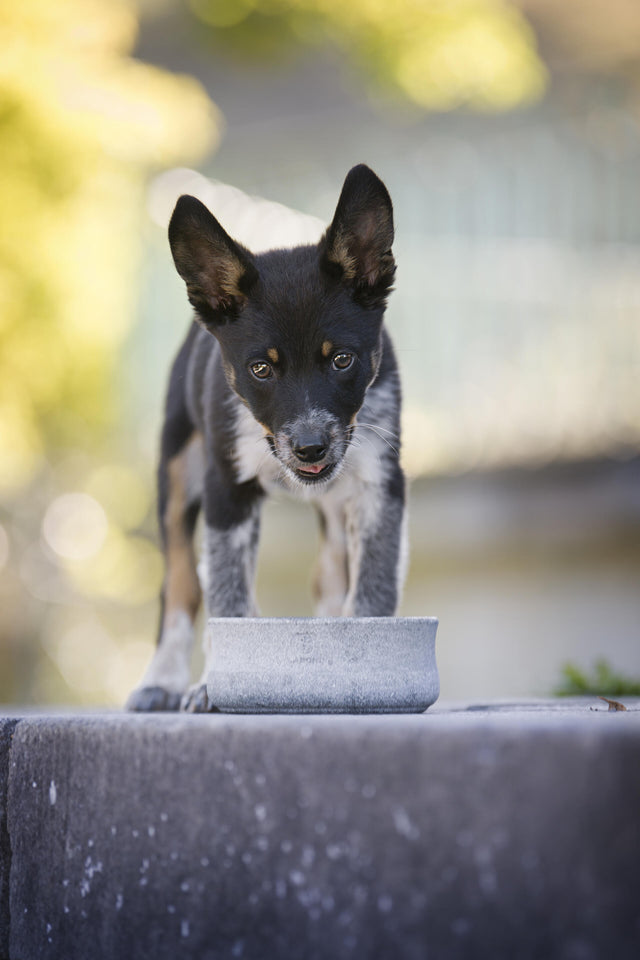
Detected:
left=266, top=431, right=343, bottom=486
left=294, top=462, right=335, bottom=483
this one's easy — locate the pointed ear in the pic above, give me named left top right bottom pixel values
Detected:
left=168, top=195, right=258, bottom=325
left=321, top=165, right=395, bottom=306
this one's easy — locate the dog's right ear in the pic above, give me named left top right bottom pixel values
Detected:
left=168, top=195, right=258, bottom=326
left=321, top=164, right=395, bottom=308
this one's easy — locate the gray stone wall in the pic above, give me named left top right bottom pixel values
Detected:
left=1, top=704, right=638, bottom=959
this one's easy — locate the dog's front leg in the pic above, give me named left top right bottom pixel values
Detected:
left=181, top=480, right=262, bottom=712
left=343, top=462, right=408, bottom=617
left=313, top=503, right=349, bottom=616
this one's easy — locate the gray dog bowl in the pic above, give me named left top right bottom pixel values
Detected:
left=205, top=617, right=439, bottom=714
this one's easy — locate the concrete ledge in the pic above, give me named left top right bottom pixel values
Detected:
left=0, top=719, right=18, bottom=959
left=1, top=702, right=639, bottom=959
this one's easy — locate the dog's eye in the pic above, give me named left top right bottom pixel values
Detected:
left=250, top=361, right=273, bottom=381
left=332, top=353, right=354, bottom=371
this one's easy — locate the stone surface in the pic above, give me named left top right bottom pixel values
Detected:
left=2, top=702, right=639, bottom=959
left=206, top=617, right=440, bottom=713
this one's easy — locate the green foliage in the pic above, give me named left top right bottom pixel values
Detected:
left=554, top=659, right=640, bottom=697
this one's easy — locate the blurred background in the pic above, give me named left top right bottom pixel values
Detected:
left=1, top=0, right=639, bottom=706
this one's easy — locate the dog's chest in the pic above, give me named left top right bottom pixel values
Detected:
left=232, top=404, right=281, bottom=490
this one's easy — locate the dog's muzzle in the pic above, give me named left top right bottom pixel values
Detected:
left=275, top=414, right=345, bottom=485
left=292, top=432, right=328, bottom=474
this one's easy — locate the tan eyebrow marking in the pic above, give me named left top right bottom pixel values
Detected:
left=321, top=340, right=333, bottom=358
left=267, top=348, right=279, bottom=364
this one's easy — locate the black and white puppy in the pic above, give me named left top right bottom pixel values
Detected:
left=127, top=164, right=407, bottom=713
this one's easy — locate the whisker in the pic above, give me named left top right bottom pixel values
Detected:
left=355, top=421, right=400, bottom=441
left=356, top=423, right=400, bottom=457
left=350, top=431, right=382, bottom=465
left=357, top=432, right=380, bottom=454
left=252, top=437, right=276, bottom=473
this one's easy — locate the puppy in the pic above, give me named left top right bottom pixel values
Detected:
left=127, top=164, right=407, bottom=712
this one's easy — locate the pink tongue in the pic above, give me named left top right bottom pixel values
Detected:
left=298, top=463, right=325, bottom=474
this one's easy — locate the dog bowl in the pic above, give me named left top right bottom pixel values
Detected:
left=205, top=617, right=439, bottom=714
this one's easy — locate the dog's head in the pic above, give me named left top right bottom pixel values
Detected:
left=168, top=164, right=395, bottom=487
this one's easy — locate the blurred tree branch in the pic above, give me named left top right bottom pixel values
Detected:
left=0, top=0, right=220, bottom=494
left=186, top=0, right=547, bottom=111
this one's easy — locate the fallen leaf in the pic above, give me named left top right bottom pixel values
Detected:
left=598, top=696, right=627, bottom=712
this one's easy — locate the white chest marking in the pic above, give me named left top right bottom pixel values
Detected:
left=233, top=405, right=281, bottom=488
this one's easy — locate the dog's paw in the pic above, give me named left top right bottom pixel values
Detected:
left=126, top=686, right=182, bottom=713
left=180, top=683, right=220, bottom=714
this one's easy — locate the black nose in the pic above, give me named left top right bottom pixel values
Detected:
left=293, top=437, right=327, bottom=463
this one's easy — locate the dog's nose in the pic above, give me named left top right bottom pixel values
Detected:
left=292, top=436, right=327, bottom=463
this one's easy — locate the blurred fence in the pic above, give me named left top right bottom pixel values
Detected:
left=167, top=105, right=640, bottom=476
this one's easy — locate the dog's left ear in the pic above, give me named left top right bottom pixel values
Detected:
left=321, top=164, right=395, bottom=306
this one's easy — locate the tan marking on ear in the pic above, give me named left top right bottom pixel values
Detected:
left=164, top=437, right=202, bottom=622
left=211, top=248, right=248, bottom=308
left=326, top=213, right=395, bottom=288
left=173, top=232, right=249, bottom=310
left=267, top=348, right=279, bottom=364
left=322, top=340, right=334, bottom=358
left=328, top=231, right=357, bottom=280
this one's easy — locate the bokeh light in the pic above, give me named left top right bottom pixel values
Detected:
left=42, top=493, right=108, bottom=562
